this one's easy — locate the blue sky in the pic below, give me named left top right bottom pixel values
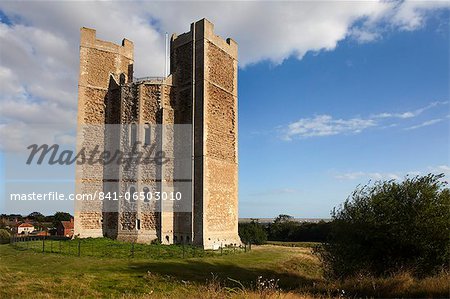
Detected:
left=0, top=2, right=449, bottom=217
left=238, top=14, right=449, bottom=217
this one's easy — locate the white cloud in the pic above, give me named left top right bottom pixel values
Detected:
left=389, top=1, right=450, bottom=31
left=428, top=165, right=450, bottom=176
left=280, top=101, right=449, bottom=140
left=350, top=27, right=381, bottom=43
left=55, top=134, right=76, bottom=146
left=405, top=118, right=444, bottom=130
left=0, top=2, right=163, bottom=151
left=334, top=171, right=401, bottom=181
left=372, top=101, right=449, bottom=119
left=282, top=115, right=376, bottom=140
left=334, top=165, right=450, bottom=182
left=0, top=1, right=448, bottom=151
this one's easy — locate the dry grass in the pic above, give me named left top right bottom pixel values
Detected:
left=334, top=271, right=449, bottom=298
left=1, top=243, right=448, bottom=298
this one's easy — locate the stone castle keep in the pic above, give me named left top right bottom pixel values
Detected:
left=74, top=19, right=241, bottom=249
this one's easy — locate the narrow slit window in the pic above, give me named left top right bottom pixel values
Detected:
left=130, top=123, right=137, bottom=147
left=136, top=219, right=141, bottom=230
left=144, top=124, right=151, bottom=145
left=129, top=186, right=136, bottom=202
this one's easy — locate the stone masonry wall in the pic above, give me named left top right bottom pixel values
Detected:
left=202, top=24, right=240, bottom=247
left=75, top=27, right=133, bottom=238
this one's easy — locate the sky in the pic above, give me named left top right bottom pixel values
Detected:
left=0, top=1, right=449, bottom=217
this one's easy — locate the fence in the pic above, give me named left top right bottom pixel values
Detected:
left=9, top=236, right=251, bottom=259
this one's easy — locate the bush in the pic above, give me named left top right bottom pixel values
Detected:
left=315, top=174, right=450, bottom=278
left=52, top=211, right=72, bottom=227
left=267, top=214, right=331, bottom=242
left=239, top=220, right=267, bottom=245
left=292, top=221, right=331, bottom=242
left=267, top=214, right=297, bottom=241
left=0, top=228, right=11, bottom=244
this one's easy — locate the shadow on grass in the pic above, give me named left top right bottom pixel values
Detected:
left=126, top=259, right=320, bottom=290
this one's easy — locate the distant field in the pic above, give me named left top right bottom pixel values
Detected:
left=0, top=241, right=447, bottom=298
left=266, top=241, right=321, bottom=248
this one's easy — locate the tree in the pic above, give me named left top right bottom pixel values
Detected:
left=0, top=229, right=10, bottom=244
left=274, top=214, right=293, bottom=224
left=27, top=212, right=45, bottom=222
left=293, top=221, right=332, bottom=242
left=52, top=212, right=72, bottom=227
left=268, top=214, right=297, bottom=241
left=315, top=174, right=450, bottom=278
left=0, top=217, right=7, bottom=229
left=239, top=220, right=268, bottom=245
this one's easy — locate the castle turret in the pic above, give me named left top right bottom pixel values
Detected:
left=75, top=28, right=134, bottom=238
left=171, top=19, right=240, bottom=248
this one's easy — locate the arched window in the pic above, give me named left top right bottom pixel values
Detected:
left=143, top=187, right=150, bottom=202
left=119, top=73, right=126, bottom=84
left=144, top=123, right=151, bottom=145
left=130, top=123, right=137, bottom=147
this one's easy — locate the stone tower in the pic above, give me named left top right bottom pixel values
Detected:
left=74, top=19, right=240, bottom=249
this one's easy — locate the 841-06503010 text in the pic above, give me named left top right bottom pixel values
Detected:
left=9, top=191, right=182, bottom=201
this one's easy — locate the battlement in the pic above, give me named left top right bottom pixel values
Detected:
left=78, top=27, right=134, bottom=93
left=80, top=27, right=133, bottom=60
left=171, top=18, right=238, bottom=60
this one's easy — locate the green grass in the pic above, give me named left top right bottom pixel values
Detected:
left=1, top=241, right=321, bottom=298
left=1, top=241, right=448, bottom=298
left=11, top=237, right=245, bottom=259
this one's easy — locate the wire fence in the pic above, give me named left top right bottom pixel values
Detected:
left=9, top=236, right=252, bottom=259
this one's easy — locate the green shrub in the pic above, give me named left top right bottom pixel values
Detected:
left=239, top=220, right=267, bottom=245
left=0, top=228, right=11, bottom=244
left=267, top=215, right=331, bottom=242
left=267, top=214, right=297, bottom=241
left=316, top=174, right=450, bottom=278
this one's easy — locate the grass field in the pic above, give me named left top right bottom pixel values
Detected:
left=1, top=240, right=448, bottom=298
left=10, top=237, right=245, bottom=259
